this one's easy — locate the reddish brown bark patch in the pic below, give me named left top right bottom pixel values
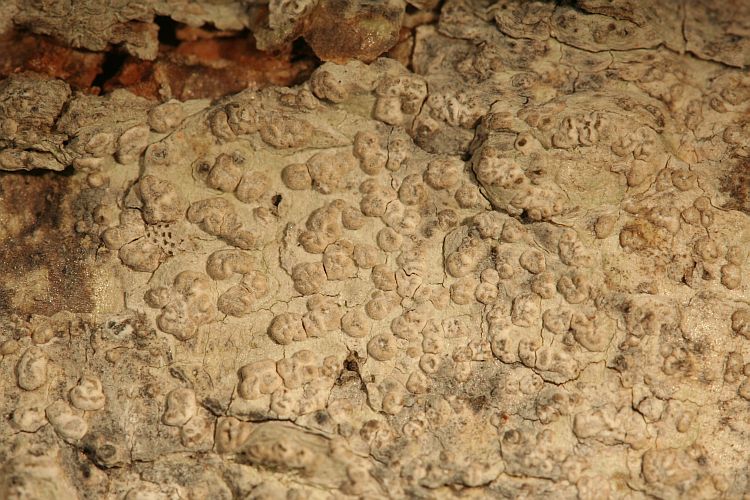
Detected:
left=104, top=32, right=317, bottom=101
left=0, top=23, right=318, bottom=101
left=0, top=31, right=104, bottom=91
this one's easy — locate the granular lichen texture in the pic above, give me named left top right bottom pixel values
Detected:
left=1, top=1, right=750, bottom=498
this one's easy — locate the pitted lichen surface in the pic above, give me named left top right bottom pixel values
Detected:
left=2, top=1, right=750, bottom=499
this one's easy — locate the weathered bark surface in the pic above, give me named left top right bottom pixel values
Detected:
left=1, top=1, right=750, bottom=499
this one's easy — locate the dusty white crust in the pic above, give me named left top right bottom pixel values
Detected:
left=1, top=1, right=750, bottom=499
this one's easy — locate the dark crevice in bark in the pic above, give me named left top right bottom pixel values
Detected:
left=155, top=16, right=180, bottom=47
left=1, top=18, right=324, bottom=101
left=91, top=48, right=127, bottom=90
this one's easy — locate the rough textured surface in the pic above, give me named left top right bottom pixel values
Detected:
left=1, top=1, right=750, bottom=499
left=0, top=24, right=318, bottom=101
left=4, top=0, right=412, bottom=64
left=7, top=0, right=255, bottom=60
left=101, top=29, right=317, bottom=101
left=255, top=0, right=407, bottom=63
left=0, top=32, right=105, bottom=91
